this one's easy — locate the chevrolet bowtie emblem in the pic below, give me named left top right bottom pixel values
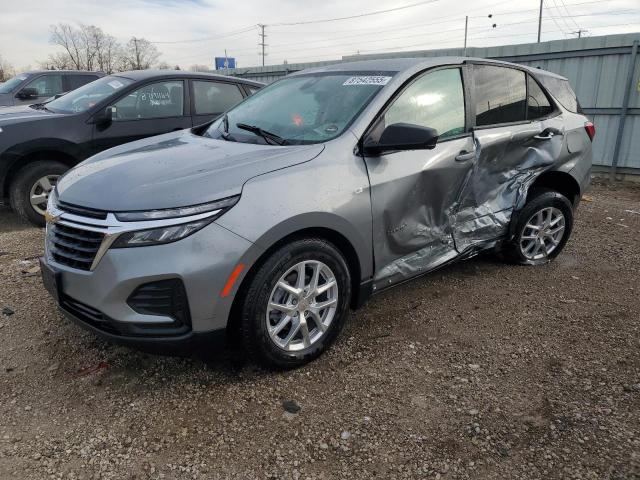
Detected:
left=44, top=211, right=60, bottom=224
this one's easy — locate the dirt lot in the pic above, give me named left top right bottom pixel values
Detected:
left=0, top=181, right=639, bottom=480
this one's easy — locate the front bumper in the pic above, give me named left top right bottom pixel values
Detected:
left=42, top=213, right=258, bottom=352
left=61, top=298, right=226, bottom=355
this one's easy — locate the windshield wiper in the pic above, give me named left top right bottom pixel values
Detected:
left=236, top=123, right=287, bottom=146
left=29, top=103, right=54, bottom=113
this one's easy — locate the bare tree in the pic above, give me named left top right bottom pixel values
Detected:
left=50, top=24, right=84, bottom=69
left=0, top=55, right=15, bottom=81
left=123, top=37, right=160, bottom=70
left=47, top=23, right=162, bottom=73
left=40, top=52, right=73, bottom=70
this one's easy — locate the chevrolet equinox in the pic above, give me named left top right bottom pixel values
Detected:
left=41, top=58, right=593, bottom=368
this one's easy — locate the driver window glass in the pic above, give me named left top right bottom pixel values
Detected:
left=113, top=81, right=184, bottom=120
left=24, top=75, right=63, bottom=97
left=383, top=68, right=465, bottom=140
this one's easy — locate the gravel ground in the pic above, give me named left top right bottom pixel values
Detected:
left=0, top=181, right=639, bottom=480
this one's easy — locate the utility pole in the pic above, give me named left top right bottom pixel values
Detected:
left=572, top=29, right=587, bottom=38
left=258, top=24, right=267, bottom=67
left=537, top=0, right=543, bottom=43
left=463, top=16, right=469, bottom=56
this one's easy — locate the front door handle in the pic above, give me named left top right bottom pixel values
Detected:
left=455, top=150, right=476, bottom=162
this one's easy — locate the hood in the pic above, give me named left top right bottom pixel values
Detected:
left=56, top=130, right=325, bottom=212
left=0, top=105, right=63, bottom=125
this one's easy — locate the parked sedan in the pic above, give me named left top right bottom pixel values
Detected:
left=41, top=58, right=592, bottom=368
left=0, top=70, right=104, bottom=107
left=0, top=70, right=262, bottom=225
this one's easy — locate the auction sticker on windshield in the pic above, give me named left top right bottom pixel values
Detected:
left=343, top=76, right=392, bottom=86
left=108, top=80, right=125, bottom=89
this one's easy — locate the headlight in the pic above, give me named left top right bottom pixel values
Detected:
left=111, top=218, right=213, bottom=248
left=114, top=196, right=239, bottom=222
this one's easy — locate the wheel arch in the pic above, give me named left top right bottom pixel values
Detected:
left=2, top=148, right=78, bottom=200
left=526, top=170, right=582, bottom=206
left=226, top=224, right=369, bottom=340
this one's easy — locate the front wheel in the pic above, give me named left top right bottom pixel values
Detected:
left=504, top=189, right=574, bottom=265
left=9, top=160, right=68, bottom=227
left=239, top=238, right=352, bottom=369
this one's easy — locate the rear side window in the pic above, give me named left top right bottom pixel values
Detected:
left=527, top=75, right=554, bottom=120
left=193, top=81, right=244, bottom=115
left=65, top=75, right=99, bottom=91
left=383, top=68, right=466, bottom=140
left=536, top=75, right=578, bottom=113
left=474, top=65, right=526, bottom=126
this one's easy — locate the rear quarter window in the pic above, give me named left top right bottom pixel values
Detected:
left=535, top=75, right=579, bottom=113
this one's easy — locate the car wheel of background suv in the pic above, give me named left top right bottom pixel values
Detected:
left=9, top=160, right=68, bottom=227
left=239, top=237, right=352, bottom=369
left=504, top=188, right=574, bottom=266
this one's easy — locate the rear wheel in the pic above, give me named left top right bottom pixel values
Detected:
left=504, top=189, right=574, bottom=265
left=239, top=238, right=351, bottom=369
left=9, top=160, right=68, bottom=227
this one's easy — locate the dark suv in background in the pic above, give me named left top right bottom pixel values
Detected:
left=0, top=70, right=262, bottom=225
left=0, top=70, right=104, bottom=107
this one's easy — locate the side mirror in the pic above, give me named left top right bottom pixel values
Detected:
left=16, top=87, right=38, bottom=100
left=363, top=123, right=439, bottom=155
left=94, top=106, right=114, bottom=126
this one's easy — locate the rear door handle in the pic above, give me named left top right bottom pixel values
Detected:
left=533, top=127, right=564, bottom=140
left=455, top=150, right=475, bottom=162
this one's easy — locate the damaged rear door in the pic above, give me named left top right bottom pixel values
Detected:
left=362, top=66, right=475, bottom=289
left=452, top=64, right=565, bottom=252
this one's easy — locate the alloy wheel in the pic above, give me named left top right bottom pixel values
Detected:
left=266, top=260, right=339, bottom=352
left=29, top=175, right=59, bottom=216
left=519, top=207, right=566, bottom=260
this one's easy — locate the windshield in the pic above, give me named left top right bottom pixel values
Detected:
left=0, top=74, right=30, bottom=94
left=47, top=75, right=134, bottom=114
left=205, top=72, right=394, bottom=145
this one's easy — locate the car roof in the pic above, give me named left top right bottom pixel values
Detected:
left=291, top=56, right=567, bottom=80
left=21, top=70, right=105, bottom=76
left=111, top=69, right=264, bottom=86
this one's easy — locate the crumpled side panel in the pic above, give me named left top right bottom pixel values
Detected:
left=451, top=124, right=564, bottom=252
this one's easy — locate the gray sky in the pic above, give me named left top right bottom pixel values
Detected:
left=1, top=0, right=639, bottom=71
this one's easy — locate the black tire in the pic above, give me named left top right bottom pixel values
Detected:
left=239, top=238, right=352, bottom=369
left=504, top=188, right=574, bottom=265
left=9, top=160, right=68, bottom=227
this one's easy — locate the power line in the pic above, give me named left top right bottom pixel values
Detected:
left=269, top=0, right=440, bottom=26
left=150, top=26, right=257, bottom=44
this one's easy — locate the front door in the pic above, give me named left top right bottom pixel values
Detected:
left=362, top=67, right=475, bottom=289
left=91, top=80, right=191, bottom=155
left=15, top=74, right=64, bottom=105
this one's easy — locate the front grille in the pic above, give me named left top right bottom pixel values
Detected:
left=58, top=201, right=108, bottom=220
left=49, top=223, right=104, bottom=271
left=127, top=279, right=191, bottom=330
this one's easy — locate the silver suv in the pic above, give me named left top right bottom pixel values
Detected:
left=41, top=58, right=593, bottom=368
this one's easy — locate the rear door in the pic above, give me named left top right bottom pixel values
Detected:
left=190, top=79, right=245, bottom=126
left=453, top=64, right=564, bottom=252
left=363, top=66, right=476, bottom=287
left=91, top=79, right=191, bottom=154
